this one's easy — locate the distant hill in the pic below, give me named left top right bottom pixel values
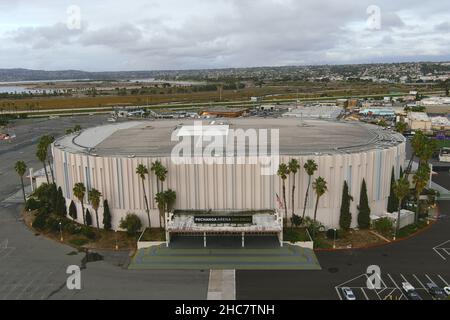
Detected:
left=0, top=68, right=163, bottom=82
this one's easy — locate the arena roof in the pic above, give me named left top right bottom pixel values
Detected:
left=54, top=118, right=405, bottom=157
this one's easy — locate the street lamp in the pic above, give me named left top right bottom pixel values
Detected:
left=59, top=222, right=63, bottom=242
left=115, top=230, right=118, bottom=251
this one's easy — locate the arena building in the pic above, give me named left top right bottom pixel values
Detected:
left=52, top=118, right=406, bottom=232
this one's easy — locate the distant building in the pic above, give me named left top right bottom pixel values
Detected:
left=359, top=107, right=395, bottom=118
left=431, top=116, right=450, bottom=131
left=283, top=105, right=343, bottom=120
left=420, top=97, right=450, bottom=107
left=200, top=107, right=249, bottom=118
left=407, top=112, right=432, bottom=132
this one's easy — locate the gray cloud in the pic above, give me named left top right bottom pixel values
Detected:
left=0, top=0, right=449, bottom=70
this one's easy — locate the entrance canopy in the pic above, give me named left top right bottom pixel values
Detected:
left=165, top=211, right=283, bottom=247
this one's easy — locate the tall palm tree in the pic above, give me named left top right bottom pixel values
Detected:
left=14, top=160, right=27, bottom=203
left=39, top=135, right=55, bottom=183
left=288, top=159, right=300, bottom=217
left=302, top=159, right=318, bottom=220
left=88, top=188, right=102, bottom=229
left=395, top=121, right=408, bottom=135
left=277, top=163, right=290, bottom=225
left=312, top=177, right=327, bottom=239
left=73, top=182, right=86, bottom=224
left=406, top=131, right=425, bottom=177
left=393, top=176, right=410, bottom=239
left=151, top=161, right=168, bottom=193
left=164, top=189, right=177, bottom=212
left=155, top=192, right=166, bottom=228
left=136, top=164, right=151, bottom=228
left=36, top=145, right=49, bottom=183
left=413, top=164, right=430, bottom=224
left=417, top=140, right=437, bottom=166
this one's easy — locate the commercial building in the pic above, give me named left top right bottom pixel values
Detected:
left=52, top=118, right=405, bottom=231
left=282, top=105, right=343, bottom=120
left=407, top=112, right=432, bottom=132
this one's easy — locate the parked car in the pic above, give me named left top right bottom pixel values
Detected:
left=402, top=282, right=422, bottom=300
left=342, top=287, right=356, bottom=300
left=444, top=287, right=450, bottom=296
left=426, top=283, right=447, bottom=300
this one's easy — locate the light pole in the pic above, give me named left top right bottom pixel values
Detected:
left=59, top=222, right=63, bottom=242
left=333, top=228, right=337, bottom=249
left=115, top=230, right=118, bottom=251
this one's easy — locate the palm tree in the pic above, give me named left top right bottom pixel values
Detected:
left=14, top=161, right=27, bottom=203
left=395, top=121, right=408, bottom=134
left=417, top=140, right=437, bottom=166
left=277, top=163, right=290, bottom=224
left=136, top=164, right=151, bottom=228
left=288, top=159, right=300, bottom=217
left=151, top=161, right=168, bottom=193
left=302, top=159, right=318, bottom=221
left=393, top=176, right=410, bottom=239
left=413, top=164, right=430, bottom=224
left=39, top=135, right=55, bottom=183
left=88, top=188, right=102, bottom=229
left=73, top=183, right=86, bottom=224
left=312, top=177, right=327, bottom=239
left=405, top=131, right=426, bottom=177
left=36, top=145, right=49, bottom=183
left=164, top=189, right=177, bottom=212
left=155, top=192, right=166, bottom=228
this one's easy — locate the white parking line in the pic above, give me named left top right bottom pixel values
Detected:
left=425, top=274, right=436, bottom=285
left=437, top=275, right=449, bottom=287
left=386, top=273, right=405, bottom=300
left=433, top=240, right=450, bottom=261
left=413, top=274, right=427, bottom=289
left=360, top=288, right=369, bottom=300
left=335, top=287, right=343, bottom=300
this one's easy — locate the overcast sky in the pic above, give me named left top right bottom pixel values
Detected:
left=1, top=0, right=450, bottom=71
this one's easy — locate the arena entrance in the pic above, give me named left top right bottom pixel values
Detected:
left=129, top=211, right=321, bottom=270
left=164, top=210, right=284, bottom=248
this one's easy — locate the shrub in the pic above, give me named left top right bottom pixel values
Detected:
left=69, top=201, right=77, bottom=220
left=85, top=209, right=92, bottom=226
left=25, top=198, right=41, bottom=211
left=326, top=229, right=340, bottom=240
left=64, top=223, right=80, bottom=235
left=302, top=217, right=325, bottom=235
left=33, top=213, right=47, bottom=230
left=103, top=199, right=112, bottom=230
left=374, top=217, right=394, bottom=236
left=357, top=179, right=371, bottom=229
left=69, top=238, right=89, bottom=247
left=80, top=226, right=97, bottom=240
left=290, top=214, right=302, bottom=227
left=45, top=216, right=61, bottom=233
left=120, top=213, right=142, bottom=236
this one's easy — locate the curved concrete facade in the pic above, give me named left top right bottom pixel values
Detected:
left=52, top=119, right=406, bottom=230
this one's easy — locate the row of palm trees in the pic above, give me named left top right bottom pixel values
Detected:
left=136, top=161, right=175, bottom=228
left=277, top=159, right=327, bottom=236
left=14, top=135, right=56, bottom=205
left=391, top=130, right=436, bottom=239
left=72, top=182, right=103, bottom=229
left=36, top=135, right=55, bottom=184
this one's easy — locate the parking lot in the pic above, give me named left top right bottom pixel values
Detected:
left=336, top=272, right=449, bottom=300
left=433, top=240, right=450, bottom=261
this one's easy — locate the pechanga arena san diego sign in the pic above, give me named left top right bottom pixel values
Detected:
left=194, top=216, right=253, bottom=224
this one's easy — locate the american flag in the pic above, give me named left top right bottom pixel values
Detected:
left=276, top=193, right=284, bottom=209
